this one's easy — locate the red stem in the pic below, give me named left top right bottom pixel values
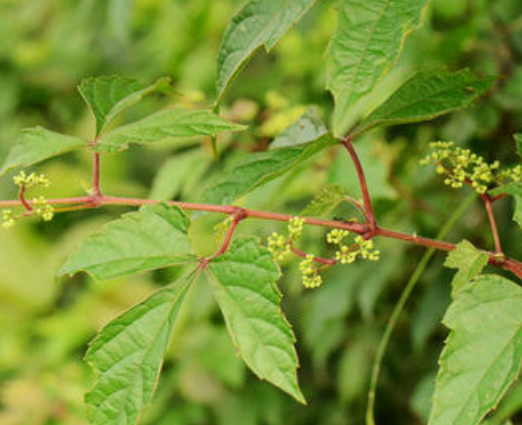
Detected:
left=342, top=137, right=377, bottom=233
left=92, top=151, right=102, bottom=199
left=290, top=244, right=337, bottom=266
left=209, top=209, right=247, bottom=260
left=481, top=193, right=502, bottom=253
left=18, top=186, right=33, bottom=212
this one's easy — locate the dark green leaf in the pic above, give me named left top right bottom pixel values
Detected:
left=204, top=135, right=336, bottom=205
left=326, top=0, right=431, bottom=136
left=79, top=75, right=171, bottom=136
left=354, top=70, right=494, bottom=135
left=429, top=275, right=522, bottom=425
left=97, top=108, right=245, bottom=152
left=1, top=127, right=88, bottom=176
left=216, top=0, right=319, bottom=104
left=208, top=238, right=305, bottom=403
left=59, top=204, right=195, bottom=280
left=86, top=274, right=195, bottom=425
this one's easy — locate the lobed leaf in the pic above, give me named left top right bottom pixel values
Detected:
left=270, top=108, right=328, bottom=149
left=208, top=238, right=305, bottom=403
left=204, top=135, right=336, bottom=205
left=97, top=108, right=245, bottom=152
left=326, top=0, right=431, bottom=136
left=444, top=240, right=489, bottom=295
left=354, top=70, right=494, bottom=135
left=429, top=275, right=522, bottom=425
left=59, top=204, right=195, bottom=280
left=85, top=274, right=195, bottom=425
left=1, top=127, right=88, bottom=176
left=79, top=75, right=171, bottom=136
left=215, top=0, right=319, bottom=104
left=491, top=183, right=522, bottom=230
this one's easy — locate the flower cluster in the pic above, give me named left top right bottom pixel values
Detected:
left=420, top=141, right=520, bottom=194
left=326, top=230, right=380, bottom=264
left=299, top=255, right=323, bottom=289
left=13, top=171, right=50, bottom=188
left=267, top=231, right=291, bottom=261
left=2, top=209, right=15, bottom=229
left=288, top=217, right=305, bottom=239
left=32, top=196, right=55, bottom=221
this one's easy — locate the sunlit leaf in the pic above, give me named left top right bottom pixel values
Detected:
left=216, top=0, right=319, bottom=104
left=208, top=238, right=305, bottom=403
left=59, top=204, right=195, bottom=280
left=429, top=274, right=522, bottom=425
left=1, top=127, right=88, bottom=176
left=86, top=273, right=195, bottom=425
left=270, top=108, right=328, bottom=149
left=326, top=0, right=431, bottom=136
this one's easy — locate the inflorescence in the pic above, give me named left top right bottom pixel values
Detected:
left=420, top=141, right=521, bottom=194
left=267, top=218, right=380, bottom=290
left=1, top=171, right=54, bottom=229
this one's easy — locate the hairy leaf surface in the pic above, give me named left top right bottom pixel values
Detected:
left=79, top=75, right=170, bottom=135
left=86, top=274, right=194, bottom=425
left=59, top=204, right=194, bottom=280
left=429, top=275, right=522, bottom=425
left=270, top=108, right=328, bottom=149
left=444, top=240, right=489, bottom=294
left=216, top=0, right=318, bottom=104
left=98, top=109, right=245, bottom=152
left=204, top=135, right=336, bottom=205
left=355, top=70, right=493, bottom=135
left=1, top=127, right=88, bottom=175
left=326, top=0, right=431, bottom=135
left=208, top=238, right=305, bottom=403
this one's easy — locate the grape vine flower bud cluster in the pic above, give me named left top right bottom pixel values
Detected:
left=13, top=171, right=50, bottom=188
left=326, top=229, right=380, bottom=264
left=32, top=196, right=55, bottom=221
left=2, top=209, right=15, bottom=229
left=267, top=217, right=305, bottom=262
left=299, top=255, right=323, bottom=289
left=420, top=141, right=521, bottom=194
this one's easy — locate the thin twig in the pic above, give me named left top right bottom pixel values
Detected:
left=481, top=193, right=502, bottom=253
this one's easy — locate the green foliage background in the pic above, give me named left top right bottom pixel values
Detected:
left=0, top=0, right=522, bottom=424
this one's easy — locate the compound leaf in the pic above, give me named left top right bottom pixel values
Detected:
left=429, top=275, right=522, bottom=425
left=355, top=70, right=494, bottom=135
left=98, top=108, right=245, bottom=152
left=326, top=0, right=431, bottom=136
left=59, top=204, right=195, bottom=280
left=208, top=238, right=305, bottom=403
left=216, top=0, right=319, bottom=104
left=204, top=135, right=336, bottom=205
left=270, top=108, right=328, bottom=149
left=444, top=240, right=489, bottom=295
left=79, top=75, right=171, bottom=136
left=85, top=274, right=195, bottom=425
left=1, top=127, right=88, bottom=176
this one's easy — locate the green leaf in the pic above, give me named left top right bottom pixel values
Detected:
left=1, top=127, right=88, bottom=176
left=215, top=0, right=319, bottom=104
left=97, top=108, right=246, bottom=152
left=515, top=134, right=522, bottom=157
left=78, top=75, right=171, bottom=136
left=429, top=275, right=522, bottom=425
left=300, top=184, right=347, bottom=217
left=444, top=240, right=489, bottom=295
left=354, top=70, right=494, bottom=135
left=326, top=0, right=431, bottom=136
left=491, top=183, right=522, bottom=229
left=270, top=108, right=328, bottom=149
left=204, top=135, right=336, bottom=205
left=207, top=238, right=305, bottom=403
left=59, top=204, right=195, bottom=280
left=85, top=274, right=195, bottom=425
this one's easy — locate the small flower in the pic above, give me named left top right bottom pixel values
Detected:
left=299, top=254, right=323, bottom=289
left=13, top=171, right=50, bottom=188
left=32, top=196, right=55, bottom=222
left=2, top=209, right=15, bottom=229
left=288, top=217, right=305, bottom=240
left=326, top=229, right=349, bottom=245
left=267, top=231, right=290, bottom=262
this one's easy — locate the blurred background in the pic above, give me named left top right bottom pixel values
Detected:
left=0, top=0, right=522, bottom=424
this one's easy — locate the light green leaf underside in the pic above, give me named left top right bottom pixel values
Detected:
left=59, top=204, right=194, bottom=280
left=97, top=108, right=245, bottom=152
left=204, top=135, right=336, bottom=205
left=270, top=108, right=328, bottom=149
left=85, top=274, right=194, bottom=425
left=1, top=127, right=88, bottom=176
left=429, top=275, right=522, bottom=425
left=444, top=240, right=489, bottom=295
left=215, top=0, right=319, bottom=104
left=354, top=70, right=494, bottom=135
left=208, top=238, right=305, bottom=403
left=326, top=0, right=431, bottom=136
left=79, top=75, right=171, bottom=136
left=300, top=184, right=348, bottom=217
left=491, top=183, right=522, bottom=230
